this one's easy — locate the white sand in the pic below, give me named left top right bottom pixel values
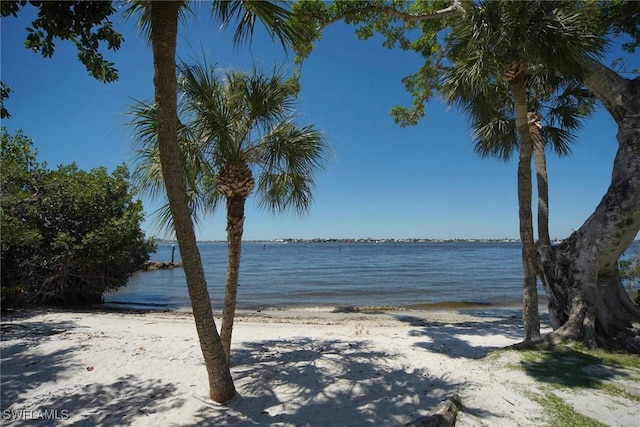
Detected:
left=1, top=308, right=638, bottom=426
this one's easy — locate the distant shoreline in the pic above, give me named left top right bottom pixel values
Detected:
left=152, top=238, right=639, bottom=244
left=155, top=238, right=526, bottom=244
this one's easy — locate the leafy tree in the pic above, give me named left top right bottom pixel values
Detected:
left=1, top=82, right=11, bottom=119
left=1, top=128, right=155, bottom=306
left=292, top=0, right=640, bottom=350
left=1, top=0, right=123, bottom=82
left=130, top=61, right=328, bottom=363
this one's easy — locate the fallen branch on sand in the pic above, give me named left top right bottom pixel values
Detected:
left=403, top=393, right=461, bottom=427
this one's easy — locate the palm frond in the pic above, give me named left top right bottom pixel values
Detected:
left=127, top=97, right=219, bottom=234
left=254, top=121, right=328, bottom=214
left=138, top=54, right=328, bottom=219
left=243, top=64, right=297, bottom=131
left=471, top=115, right=517, bottom=161
left=210, top=0, right=299, bottom=50
left=540, top=126, right=574, bottom=158
left=256, top=172, right=313, bottom=214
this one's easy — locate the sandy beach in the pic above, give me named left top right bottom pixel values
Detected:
left=1, top=308, right=638, bottom=426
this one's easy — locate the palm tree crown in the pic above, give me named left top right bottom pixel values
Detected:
left=130, top=61, right=328, bottom=233
left=442, top=73, right=596, bottom=162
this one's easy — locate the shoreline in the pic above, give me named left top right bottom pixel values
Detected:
left=99, top=298, right=540, bottom=315
left=2, top=300, right=543, bottom=325
left=3, top=307, right=636, bottom=426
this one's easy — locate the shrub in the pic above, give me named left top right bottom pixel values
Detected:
left=1, top=128, right=155, bottom=306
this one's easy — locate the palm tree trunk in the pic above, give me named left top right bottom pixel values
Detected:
left=529, top=111, right=559, bottom=332
left=529, top=112, right=550, bottom=247
left=535, top=59, right=640, bottom=351
left=149, top=1, right=235, bottom=402
left=506, top=63, right=540, bottom=341
left=220, top=194, right=247, bottom=364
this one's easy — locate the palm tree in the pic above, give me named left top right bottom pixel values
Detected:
left=128, top=0, right=302, bottom=403
left=528, top=77, right=596, bottom=251
left=130, top=62, right=328, bottom=363
left=441, top=0, right=606, bottom=340
left=293, top=0, right=640, bottom=349
left=442, top=72, right=595, bottom=328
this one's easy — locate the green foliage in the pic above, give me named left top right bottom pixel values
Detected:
left=0, top=82, right=11, bottom=119
left=514, top=346, right=640, bottom=416
left=129, top=61, right=329, bottom=234
left=291, top=0, right=637, bottom=125
left=596, top=0, right=640, bottom=55
left=1, top=128, right=155, bottom=306
left=291, top=0, right=454, bottom=126
left=1, top=0, right=123, bottom=82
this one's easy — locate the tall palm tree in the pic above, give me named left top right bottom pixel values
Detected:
left=128, top=0, right=302, bottom=403
left=528, top=76, right=596, bottom=246
left=442, top=0, right=605, bottom=340
left=442, top=73, right=595, bottom=327
left=130, top=62, right=328, bottom=363
left=293, top=0, right=640, bottom=349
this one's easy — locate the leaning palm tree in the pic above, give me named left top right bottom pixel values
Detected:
left=130, top=61, right=328, bottom=363
left=441, top=0, right=606, bottom=340
left=126, top=0, right=303, bottom=403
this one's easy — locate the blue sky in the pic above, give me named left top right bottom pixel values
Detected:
left=1, top=5, right=633, bottom=241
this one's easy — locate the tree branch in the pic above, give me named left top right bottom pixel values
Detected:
left=324, top=0, right=465, bottom=26
left=580, top=56, right=632, bottom=122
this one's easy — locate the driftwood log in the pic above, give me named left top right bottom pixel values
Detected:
left=403, top=393, right=461, bottom=427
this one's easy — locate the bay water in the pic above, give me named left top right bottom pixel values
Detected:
left=105, top=241, right=639, bottom=311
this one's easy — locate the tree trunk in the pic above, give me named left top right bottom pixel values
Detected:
left=506, top=62, right=541, bottom=341
left=220, top=194, right=247, bottom=364
left=537, top=60, right=640, bottom=351
left=530, top=111, right=554, bottom=311
left=529, top=111, right=550, bottom=247
left=149, top=1, right=235, bottom=402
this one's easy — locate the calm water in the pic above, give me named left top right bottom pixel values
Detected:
left=105, top=241, right=556, bottom=311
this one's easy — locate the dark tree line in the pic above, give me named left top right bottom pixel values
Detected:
left=1, top=128, right=155, bottom=306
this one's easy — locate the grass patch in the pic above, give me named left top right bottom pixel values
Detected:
left=528, top=390, right=608, bottom=427
left=512, top=345, right=640, bottom=401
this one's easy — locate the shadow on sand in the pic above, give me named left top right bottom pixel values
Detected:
left=391, top=310, right=535, bottom=359
left=1, top=309, right=556, bottom=426
left=185, top=337, right=459, bottom=426
left=1, top=316, right=183, bottom=426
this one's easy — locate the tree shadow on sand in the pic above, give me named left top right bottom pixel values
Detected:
left=185, top=338, right=461, bottom=426
left=1, top=316, right=184, bottom=427
left=393, top=310, right=550, bottom=359
left=1, top=317, right=83, bottom=407
left=42, top=375, right=183, bottom=427
left=518, top=347, right=640, bottom=392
